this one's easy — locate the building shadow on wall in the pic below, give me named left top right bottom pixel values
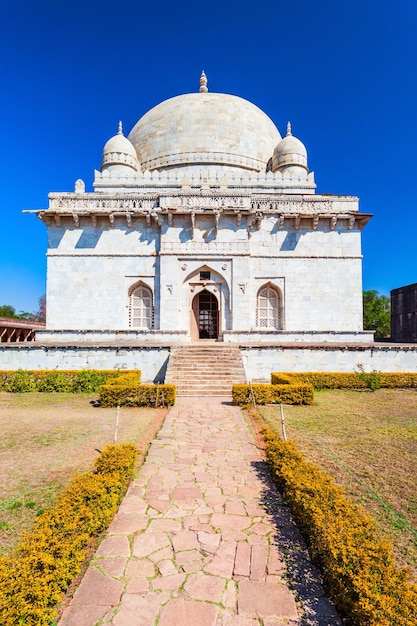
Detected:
left=280, top=231, right=302, bottom=251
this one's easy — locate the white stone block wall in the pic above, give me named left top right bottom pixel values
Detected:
left=1, top=345, right=416, bottom=381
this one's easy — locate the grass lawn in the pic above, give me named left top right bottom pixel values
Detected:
left=0, top=392, right=167, bottom=555
left=258, top=389, right=417, bottom=577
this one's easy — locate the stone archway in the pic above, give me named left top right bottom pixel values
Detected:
left=191, top=290, right=219, bottom=340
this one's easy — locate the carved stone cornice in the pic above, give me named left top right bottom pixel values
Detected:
left=27, top=191, right=371, bottom=231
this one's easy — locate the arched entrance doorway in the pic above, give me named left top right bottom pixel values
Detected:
left=191, top=290, right=219, bottom=340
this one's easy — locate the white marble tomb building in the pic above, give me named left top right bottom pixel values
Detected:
left=33, top=72, right=373, bottom=346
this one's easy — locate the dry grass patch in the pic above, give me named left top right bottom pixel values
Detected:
left=259, top=389, right=417, bottom=577
left=0, top=392, right=167, bottom=554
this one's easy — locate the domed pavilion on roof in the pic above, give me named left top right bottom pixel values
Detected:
left=31, top=71, right=373, bottom=376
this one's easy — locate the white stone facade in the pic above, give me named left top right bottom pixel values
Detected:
left=29, top=75, right=373, bottom=348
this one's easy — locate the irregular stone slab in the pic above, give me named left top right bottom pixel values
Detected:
left=107, top=513, right=148, bottom=534
left=267, top=547, right=286, bottom=576
left=151, top=571, right=186, bottom=591
left=95, top=535, right=130, bottom=558
left=112, top=592, right=169, bottom=626
left=70, top=568, right=123, bottom=606
left=171, top=486, right=202, bottom=500
left=158, top=559, right=178, bottom=576
left=147, top=518, right=182, bottom=533
left=238, top=580, right=298, bottom=619
left=96, top=557, right=127, bottom=579
left=171, top=529, right=200, bottom=551
left=250, top=544, right=268, bottom=581
left=197, top=530, right=221, bottom=548
left=133, top=532, right=170, bottom=558
left=204, top=541, right=237, bottom=578
left=211, top=513, right=252, bottom=531
left=58, top=605, right=112, bottom=626
left=184, top=572, right=226, bottom=603
left=234, top=542, right=251, bottom=578
left=158, top=598, right=218, bottom=626
left=125, top=558, right=155, bottom=579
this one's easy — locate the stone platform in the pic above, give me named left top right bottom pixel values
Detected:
left=58, top=397, right=341, bottom=626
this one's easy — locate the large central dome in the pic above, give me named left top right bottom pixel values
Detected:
left=128, top=91, right=281, bottom=173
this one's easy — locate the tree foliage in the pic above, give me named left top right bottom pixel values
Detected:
left=0, top=305, right=17, bottom=318
left=363, top=290, right=390, bottom=339
left=0, top=295, right=46, bottom=322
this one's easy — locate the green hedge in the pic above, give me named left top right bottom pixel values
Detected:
left=0, top=443, right=139, bottom=626
left=232, top=383, right=314, bottom=405
left=271, top=371, right=417, bottom=390
left=99, top=383, right=176, bottom=407
left=0, top=369, right=141, bottom=393
left=263, top=428, right=417, bottom=625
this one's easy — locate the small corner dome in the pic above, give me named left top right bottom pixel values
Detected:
left=271, top=122, right=308, bottom=173
left=101, top=122, right=139, bottom=172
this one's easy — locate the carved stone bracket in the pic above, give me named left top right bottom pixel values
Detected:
left=330, top=216, right=337, bottom=230
left=294, top=215, right=301, bottom=230
left=109, top=213, right=115, bottom=227
left=312, top=215, right=319, bottom=230
left=72, top=213, right=79, bottom=227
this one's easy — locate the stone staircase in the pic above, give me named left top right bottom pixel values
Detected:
left=165, top=344, right=247, bottom=396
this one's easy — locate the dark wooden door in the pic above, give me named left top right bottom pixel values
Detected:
left=198, top=290, right=218, bottom=339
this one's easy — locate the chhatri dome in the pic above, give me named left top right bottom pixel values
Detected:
left=271, top=121, right=308, bottom=174
left=101, top=121, right=139, bottom=174
left=127, top=71, right=282, bottom=173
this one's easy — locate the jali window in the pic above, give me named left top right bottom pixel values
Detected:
left=256, top=285, right=282, bottom=329
left=129, top=284, right=154, bottom=329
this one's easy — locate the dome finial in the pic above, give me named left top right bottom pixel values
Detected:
left=286, top=121, right=292, bottom=136
left=199, top=70, right=208, bottom=93
left=118, top=120, right=123, bottom=135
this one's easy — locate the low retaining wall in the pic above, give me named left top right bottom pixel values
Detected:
left=0, top=342, right=416, bottom=383
left=240, top=343, right=417, bottom=381
left=0, top=344, right=170, bottom=383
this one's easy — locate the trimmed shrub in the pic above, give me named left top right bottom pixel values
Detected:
left=0, top=443, right=138, bottom=626
left=0, top=369, right=141, bottom=393
left=99, top=383, right=176, bottom=407
left=270, top=373, right=295, bottom=385
left=232, top=383, right=314, bottom=406
left=263, top=428, right=417, bottom=625
left=106, top=371, right=141, bottom=386
left=271, top=371, right=417, bottom=390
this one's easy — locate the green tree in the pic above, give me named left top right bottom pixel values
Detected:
left=0, top=304, right=17, bottom=318
left=363, top=290, right=390, bottom=339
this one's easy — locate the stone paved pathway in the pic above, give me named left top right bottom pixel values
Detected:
left=58, top=397, right=341, bottom=626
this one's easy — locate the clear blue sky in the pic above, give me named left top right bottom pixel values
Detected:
left=1, top=0, right=416, bottom=314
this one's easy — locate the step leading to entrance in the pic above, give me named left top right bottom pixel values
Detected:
left=165, top=344, right=247, bottom=396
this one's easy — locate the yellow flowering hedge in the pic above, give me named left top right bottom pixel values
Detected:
left=0, top=369, right=141, bottom=392
left=99, top=383, right=176, bottom=407
left=271, top=371, right=417, bottom=389
left=0, top=443, right=138, bottom=626
left=232, top=383, right=314, bottom=405
left=263, top=428, right=417, bottom=625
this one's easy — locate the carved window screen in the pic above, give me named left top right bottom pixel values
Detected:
left=129, top=284, right=154, bottom=329
left=256, top=285, right=282, bottom=330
